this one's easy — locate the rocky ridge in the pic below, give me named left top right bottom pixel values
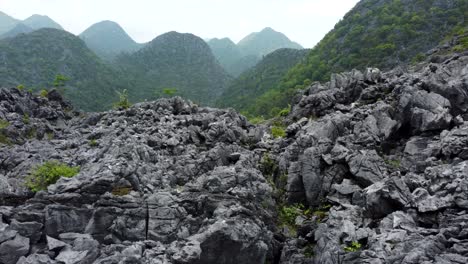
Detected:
left=0, top=37, right=467, bottom=264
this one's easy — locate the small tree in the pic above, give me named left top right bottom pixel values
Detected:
left=114, top=89, right=131, bottom=109
left=53, top=74, right=69, bottom=95
left=53, top=74, right=69, bottom=88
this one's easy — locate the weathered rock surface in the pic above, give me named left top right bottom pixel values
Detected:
left=0, top=91, right=274, bottom=263
left=269, top=45, right=468, bottom=263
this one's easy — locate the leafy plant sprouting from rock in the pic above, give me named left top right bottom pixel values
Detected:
left=271, top=125, right=286, bottom=138
left=344, top=241, right=362, bottom=252
left=0, top=119, right=11, bottom=145
left=25, top=161, right=80, bottom=192
left=40, top=89, right=48, bottom=98
left=114, top=89, right=131, bottom=109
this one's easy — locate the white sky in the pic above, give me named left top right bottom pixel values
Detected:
left=1, top=0, right=360, bottom=48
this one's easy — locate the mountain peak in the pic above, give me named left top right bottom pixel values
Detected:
left=237, top=27, right=302, bottom=56
left=0, top=10, right=19, bottom=35
left=23, top=14, right=63, bottom=30
left=80, top=20, right=141, bottom=61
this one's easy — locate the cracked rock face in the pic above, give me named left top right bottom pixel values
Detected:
left=270, top=45, right=468, bottom=263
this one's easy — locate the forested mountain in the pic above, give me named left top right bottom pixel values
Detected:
left=0, top=23, right=33, bottom=39
left=0, top=11, right=19, bottom=35
left=116, top=31, right=230, bottom=105
left=242, top=0, right=468, bottom=117
left=207, top=28, right=303, bottom=77
left=237, top=27, right=303, bottom=56
left=22, top=14, right=63, bottom=30
left=0, top=28, right=123, bottom=111
left=207, top=38, right=244, bottom=76
left=217, top=48, right=309, bottom=116
left=79, top=20, right=143, bottom=61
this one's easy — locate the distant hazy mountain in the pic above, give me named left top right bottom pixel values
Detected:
left=0, top=23, right=33, bottom=39
left=80, top=20, right=143, bottom=61
left=238, top=27, right=303, bottom=56
left=117, top=31, right=230, bottom=105
left=0, top=11, right=19, bottom=35
left=207, top=38, right=244, bottom=75
left=0, top=28, right=124, bottom=111
left=208, top=28, right=303, bottom=76
left=22, top=14, right=63, bottom=30
left=217, top=48, right=309, bottom=115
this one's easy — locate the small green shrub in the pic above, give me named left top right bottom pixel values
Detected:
left=278, top=105, right=291, bottom=117
left=46, top=132, right=54, bottom=140
left=39, top=89, right=48, bottom=98
left=344, top=241, right=362, bottom=252
left=53, top=74, right=69, bottom=88
left=0, top=134, right=11, bottom=145
left=22, top=114, right=30, bottom=124
left=162, top=88, right=177, bottom=97
left=248, top=116, right=266, bottom=125
left=0, top=119, right=9, bottom=129
left=271, top=126, right=286, bottom=138
left=26, top=127, right=37, bottom=139
left=279, top=203, right=307, bottom=226
left=25, top=161, right=80, bottom=192
left=17, top=84, right=25, bottom=91
left=114, top=89, right=131, bottom=109
left=0, top=120, right=11, bottom=145
left=89, top=139, right=98, bottom=147
left=111, top=186, right=132, bottom=196
left=384, top=158, right=401, bottom=169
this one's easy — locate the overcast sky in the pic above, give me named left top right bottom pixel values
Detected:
left=1, top=0, right=360, bottom=48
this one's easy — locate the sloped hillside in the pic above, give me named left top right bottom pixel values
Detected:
left=246, top=0, right=468, bottom=117
left=0, top=28, right=123, bottom=111
left=217, top=48, right=309, bottom=116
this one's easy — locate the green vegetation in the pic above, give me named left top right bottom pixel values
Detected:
left=0, top=119, right=11, bottom=145
left=235, top=0, right=468, bottom=118
left=89, top=139, right=98, bottom=147
left=116, top=31, right=230, bottom=106
left=25, top=161, right=80, bottom=192
left=384, top=158, right=401, bottom=169
left=114, top=89, right=131, bottom=109
left=0, top=119, right=9, bottom=129
left=22, top=114, right=30, bottom=124
left=53, top=74, right=68, bottom=88
left=16, top=84, right=24, bottom=91
left=46, top=132, right=54, bottom=140
left=39, top=89, right=48, bottom=98
left=271, top=125, right=286, bottom=138
left=217, top=48, right=308, bottom=117
left=111, top=186, right=132, bottom=196
left=344, top=241, right=362, bottom=252
left=0, top=29, right=122, bottom=111
left=160, top=88, right=178, bottom=97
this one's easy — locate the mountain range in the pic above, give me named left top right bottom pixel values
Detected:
left=0, top=11, right=305, bottom=111
left=0, top=13, right=63, bottom=39
left=207, top=27, right=303, bottom=76
left=1, top=0, right=465, bottom=117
